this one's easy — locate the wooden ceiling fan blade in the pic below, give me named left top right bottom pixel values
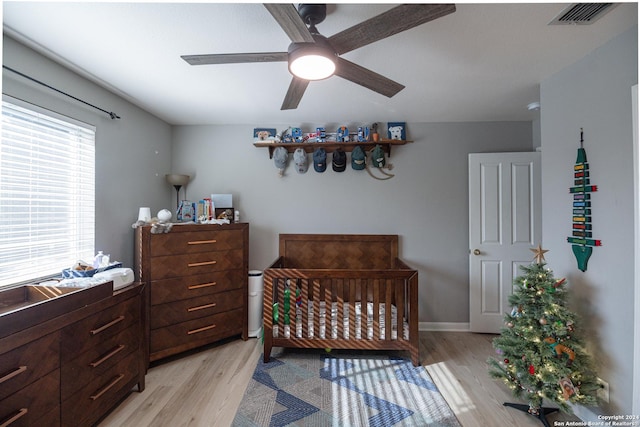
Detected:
left=328, top=4, right=456, bottom=55
left=281, top=77, right=310, bottom=110
left=181, top=52, right=288, bottom=65
left=264, top=4, right=314, bottom=43
left=334, top=57, right=404, bottom=98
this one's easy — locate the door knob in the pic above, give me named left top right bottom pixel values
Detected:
left=473, top=249, right=481, bottom=256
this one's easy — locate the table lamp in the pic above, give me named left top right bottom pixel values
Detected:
left=165, top=174, right=190, bottom=210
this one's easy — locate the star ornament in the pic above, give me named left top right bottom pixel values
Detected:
left=531, top=244, right=549, bottom=264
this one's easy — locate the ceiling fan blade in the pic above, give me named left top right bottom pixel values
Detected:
left=281, top=77, right=310, bottom=110
left=328, top=4, right=456, bottom=55
left=334, top=57, right=404, bottom=98
left=264, top=4, right=314, bottom=43
left=181, top=52, right=288, bottom=65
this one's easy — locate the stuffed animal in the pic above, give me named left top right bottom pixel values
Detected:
left=131, top=218, right=173, bottom=234
left=544, top=337, right=575, bottom=366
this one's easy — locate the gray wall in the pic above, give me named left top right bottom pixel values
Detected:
left=2, top=36, right=173, bottom=269
left=540, top=26, right=638, bottom=416
left=171, top=122, right=533, bottom=325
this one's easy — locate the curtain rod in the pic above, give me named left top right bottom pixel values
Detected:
left=2, top=65, right=121, bottom=120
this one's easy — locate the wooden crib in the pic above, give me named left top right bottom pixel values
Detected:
left=263, top=234, right=420, bottom=366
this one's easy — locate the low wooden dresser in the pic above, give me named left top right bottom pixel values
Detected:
left=135, top=223, right=249, bottom=363
left=0, top=282, right=146, bottom=427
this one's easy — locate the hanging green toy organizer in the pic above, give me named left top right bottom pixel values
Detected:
left=567, top=129, right=602, bottom=272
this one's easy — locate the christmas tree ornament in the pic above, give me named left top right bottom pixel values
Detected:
left=539, top=317, right=547, bottom=325
left=529, top=364, right=535, bottom=375
left=530, top=244, right=549, bottom=264
left=567, top=129, right=602, bottom=272
left=544, top=337, right=575, bottom=366
left=566, top=321, right=575, bottom=332
left=559, top=377, right=577, bottom=400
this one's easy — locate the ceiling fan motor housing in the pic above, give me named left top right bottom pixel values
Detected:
left=297, top=4, right=327, bottom=26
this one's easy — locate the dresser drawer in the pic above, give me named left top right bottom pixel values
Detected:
left=150, top=290, right=244, bottom=330
left=0, top=332, right=59, bottom=401
left=149, top=248, right=245, bottom=281
left=0, top=369, right=59, bottom=427
left=61, top=351, right=138, bottom=427
left=61, top=325, right=138, bottom=400
left=150, top=269, right=245, bottom=305
left=61, top=296, right=139, bottom=362
left=150, top=229, right=243, bottom=256
left=150, top=308, right=243, bottom=355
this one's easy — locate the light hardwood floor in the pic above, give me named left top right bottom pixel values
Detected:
left=100, top=331, right=581, bottom=426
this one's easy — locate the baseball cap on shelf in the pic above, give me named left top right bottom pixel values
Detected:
left=313, top=147, right=327, bottom=172
left=351, top=146, right=366, bottom=170
left=371, top=144, right=386, bottom=168
left=273, top=146, right=288, bottom=177
left=332, top=148, right=346, bottom=172
left=293, top=148, right=308, bottom=174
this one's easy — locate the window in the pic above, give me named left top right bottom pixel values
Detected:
left=0, top=96, right=95, bottom=288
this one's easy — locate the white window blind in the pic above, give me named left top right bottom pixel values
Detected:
left=0, top=97, right=95, bottom=288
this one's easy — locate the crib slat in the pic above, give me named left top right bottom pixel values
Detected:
left=287, top=279, right=295, bottom=334
left=385, top=279, right=393, bottom=341
left=361, top=279, right=368, bottom=340
left=396, top=278, right=405, bottom=340
left=373, top=279, right=380, bottom=340
left=349, top=279, right=356, bottom=340
left=300, top=278, right=308, bottom=338
left=336, top=279, right=344, bottom=339
left=312, top=279, right=320, bottom=339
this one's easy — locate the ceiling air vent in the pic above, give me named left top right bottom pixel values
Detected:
left=549, top=3, right=617, bottom=25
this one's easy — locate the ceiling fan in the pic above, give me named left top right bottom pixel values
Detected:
left=181, top=4, right=456, bottom=110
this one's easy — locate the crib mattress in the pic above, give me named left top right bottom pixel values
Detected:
left=273, top=301, right=409, bottom=340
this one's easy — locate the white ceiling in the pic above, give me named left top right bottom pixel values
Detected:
left=2, top=2, right=638, bottom=126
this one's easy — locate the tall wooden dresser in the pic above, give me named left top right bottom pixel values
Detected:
left=135, top=223, right=249, bottom=363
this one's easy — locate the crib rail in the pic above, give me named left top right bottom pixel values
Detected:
left=263, top=262, right=419, bottom=365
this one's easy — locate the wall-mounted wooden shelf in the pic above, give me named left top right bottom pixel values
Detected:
left=254, top=139, right=412, bottom=158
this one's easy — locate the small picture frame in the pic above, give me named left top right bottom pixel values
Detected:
left=254, top=128, right=277, bottom=142
left=387, top=122, right=406, bottom=140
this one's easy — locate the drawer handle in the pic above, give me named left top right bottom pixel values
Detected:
left=188, top=281, right=217, bottom=290
left=187, top=324, right=216, bottom=335
left=0, top=408, right=28, bottom=427
left=90, top=315, right=125, bottom=335
left=0, top=366, right=27, bottom=385
left=90, top=345, right=126, bottom=368
left=188, top=260, right=217, bottom=268
left=90, top=374, right=125, bottom=401
left=187, top=302, right=217, bottom=312
left=188, top=239, right=217, bottom=245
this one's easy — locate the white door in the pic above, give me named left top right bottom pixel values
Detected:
left=469, top=152, right=541, bottom=333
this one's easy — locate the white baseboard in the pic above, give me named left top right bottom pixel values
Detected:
left=419, top=322, right=470, bottom=332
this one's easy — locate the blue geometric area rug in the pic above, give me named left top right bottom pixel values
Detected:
left=232, top=349, right=462, bottom=427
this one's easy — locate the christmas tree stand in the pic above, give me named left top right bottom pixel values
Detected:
left=503, top=402, right=558, bottom=427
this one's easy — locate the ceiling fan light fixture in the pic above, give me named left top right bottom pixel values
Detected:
left=288, top=43, right=336, bottom=81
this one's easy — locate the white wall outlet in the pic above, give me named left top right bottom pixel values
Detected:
left=597, top=377, right=609, bottom=403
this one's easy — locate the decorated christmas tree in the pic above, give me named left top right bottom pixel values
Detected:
left=487, top=246, right=600, bottom=426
